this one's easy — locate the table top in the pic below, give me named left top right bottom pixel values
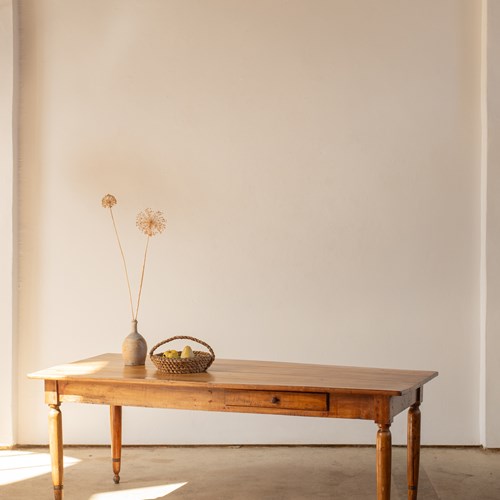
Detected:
left=29, top=354, right=438, bottom=396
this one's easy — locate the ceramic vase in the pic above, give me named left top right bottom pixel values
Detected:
left=122, top=320, right=147, bottom=366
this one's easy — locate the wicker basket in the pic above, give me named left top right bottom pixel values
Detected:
left=149, top=336, right=215, bottom=374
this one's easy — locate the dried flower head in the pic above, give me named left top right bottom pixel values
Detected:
left=102, top=194, right=117, bottom=208
left=136, top=208, right=166, bottom=237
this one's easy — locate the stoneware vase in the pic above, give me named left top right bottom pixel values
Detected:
left=122, top=319, right=147, bottom=366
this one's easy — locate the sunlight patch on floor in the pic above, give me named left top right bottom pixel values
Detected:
left=0, top=450, right=80, bottom=486
left=89, top=482, right=188, bottom=499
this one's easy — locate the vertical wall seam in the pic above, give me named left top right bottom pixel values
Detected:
left=11, top=0, right=20, bottom=447
left=479, top=0, right=488, bottom=448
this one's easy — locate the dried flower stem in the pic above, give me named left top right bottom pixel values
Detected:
left=134, top=235, right=150, bottom=320
left=102, top=195, right=165, bottom=322
left=109, top=208, right=135, bottom=320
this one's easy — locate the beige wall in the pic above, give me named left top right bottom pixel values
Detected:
left=484, top=0, right=500, bottom=448
left=15, top=0, right=485, bottom=445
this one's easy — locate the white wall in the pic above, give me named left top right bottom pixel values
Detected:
left=0, top=0, right=15, bottom=447
left=16, top=0, right=484, bottom=445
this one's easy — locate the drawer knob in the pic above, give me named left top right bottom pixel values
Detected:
left=271, top=396, right=280, bottom=404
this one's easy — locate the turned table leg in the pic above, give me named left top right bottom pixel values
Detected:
left=110, top=405, right=122, bottom=484
left=49, top=404, right=64, bottom=500
left=376, top=423, right=392, bottom=500
left=407, top=402, right=421, bottom=499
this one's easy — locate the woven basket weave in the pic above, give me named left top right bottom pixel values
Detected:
left=149, top=336, right=215, bottom=374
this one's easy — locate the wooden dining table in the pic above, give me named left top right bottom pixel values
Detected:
left=29, top=354, right=437, bottom=499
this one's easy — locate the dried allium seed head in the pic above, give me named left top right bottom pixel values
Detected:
left=102, top=194, right=117, bottom=208
left=136, top=208, right=166, bottom=237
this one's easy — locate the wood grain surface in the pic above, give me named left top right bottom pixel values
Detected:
left=29, top=353, right=437, bottom=396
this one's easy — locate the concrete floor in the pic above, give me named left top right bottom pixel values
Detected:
left=1, top=446, right=499, bottom=499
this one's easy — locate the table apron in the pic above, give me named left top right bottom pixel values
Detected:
left=48, top=380, right=421, bottom=422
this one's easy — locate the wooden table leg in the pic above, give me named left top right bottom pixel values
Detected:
left=376, top=423, right=392, bottom=500
left=49, top=404, right=64, bottom=500
left=407, top=402, right=421, bottom=499
left=110, top=405, right=122, bottom=484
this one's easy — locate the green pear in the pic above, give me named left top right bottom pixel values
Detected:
left=181, top=345, right=194, bottom=359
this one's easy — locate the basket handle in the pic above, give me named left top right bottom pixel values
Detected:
left=150, top=336, right=215, bottom=364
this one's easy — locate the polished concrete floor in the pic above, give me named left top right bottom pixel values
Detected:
left=1, top=446, right=499, bottom=499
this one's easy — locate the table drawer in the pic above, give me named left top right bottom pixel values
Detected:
left=225, top=390, right=328, bottom=411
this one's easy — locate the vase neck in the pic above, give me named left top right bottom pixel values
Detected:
left=130, top=319, right=138, bottom=334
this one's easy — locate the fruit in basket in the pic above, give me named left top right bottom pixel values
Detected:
left=181, top=346, right=194, bottom=359
left=163, top=349, right=180, bottom=359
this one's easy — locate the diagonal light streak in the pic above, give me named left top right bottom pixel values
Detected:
left=89, top=482, right=188, bottom=499
left=0, top=451, right=80, bottom=486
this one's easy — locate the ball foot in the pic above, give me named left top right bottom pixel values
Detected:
left=113, top=474, right=120, bottom=484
